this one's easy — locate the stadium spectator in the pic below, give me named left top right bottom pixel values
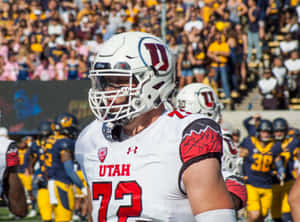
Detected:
left=184, top=7, right=203, bottom=34
left=191, top=38, right=206, bottom=83
left=66, top=50, right=80, bottom=80
left=284, top=50, right=300, bottom=98
left=272, top=56, right=287, bottom=87
left=227, top=33, right=241, bottom=98
left=118, top=10, right=132, bottom=31
left=0, top=55, right=6, bottom=81
left=227, top=0, right=248, bottom=24
left=168, top=35, right=183, bottom=62
left=177, top=34, right=193, bottom=89
left=247, top=0, right=262, bottom=64
left=55, top=53, right=68, bottom=80
left=272, top=56, right=290, bottom=109
left=48, top=17, right=63, bottom=37
left=258, top=67, right=279, bottom=110
left=3, top=53, right=18, bottom=81
left=207, top=32, right=231, bottom=101
left=235, top=22, right=248, bottom=61
left=32, top=56, right=55, bottom=81
left=48, top=37, right=68, bottom=63
left=17, top=46, right=34, bottom=80
left=74, top=37, right=88, bottom=61
left=280, top=33, right=298, bottom=58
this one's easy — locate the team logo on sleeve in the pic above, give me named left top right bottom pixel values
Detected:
left=98, top=147, right=107, bottom=162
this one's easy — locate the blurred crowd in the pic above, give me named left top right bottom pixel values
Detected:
left=0, top=0, right=299, bottom=107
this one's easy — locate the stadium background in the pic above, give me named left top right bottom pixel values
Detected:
left=0, top=0, right=299, bottom=220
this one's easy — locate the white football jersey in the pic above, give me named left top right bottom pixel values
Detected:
left=0, top=136, right=13, bottom=195
left=221, top=136, right=243, bottom=178
left=75, top=110, right=223, bottom=222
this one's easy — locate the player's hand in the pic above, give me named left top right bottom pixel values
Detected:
left=279, top=173, right=285, bottom=186
left=81, top=187, right=88, bottom=196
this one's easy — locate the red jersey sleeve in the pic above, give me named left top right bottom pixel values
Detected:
left=178, top=118, right=223, bottom=194
left=225, top=176, right=247, bottom=210
left=180, top=118, right=223, bottom=164
left=6, top=142, right=19, bottom=167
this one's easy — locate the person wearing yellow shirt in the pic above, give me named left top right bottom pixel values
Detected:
left=207, top=32, right=231, bottom=101
left=76, top=0, right=94, bottom=24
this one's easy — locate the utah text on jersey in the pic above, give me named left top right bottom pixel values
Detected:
left=75, top=110, right=223, bottom=221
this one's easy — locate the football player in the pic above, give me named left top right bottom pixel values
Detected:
left=240, top=120, right=284, bottom=222
left=271, top=117, right=300, bottom=222
left=44, top=113, right=86, bottom=222
left=17, top=136, right=36, bottom=218
left=75, top=32, right=236, bottom=221
left=175, top=83, right=247, bottom=211
left=26, top=120, right=54, bottom=222
left=73, top=160, right=88, bottom=222
left=0, top=127, right=27, bottom=217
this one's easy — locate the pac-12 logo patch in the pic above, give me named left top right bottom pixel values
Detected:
left=98, top=147, right=107, bottom=162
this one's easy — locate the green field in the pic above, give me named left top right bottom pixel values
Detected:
left=0, top=207, right=41, bottom=222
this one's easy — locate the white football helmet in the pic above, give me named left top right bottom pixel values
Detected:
left=88, top=32, right=175, bottom=123
left=175, top=83, right=223, bottom=122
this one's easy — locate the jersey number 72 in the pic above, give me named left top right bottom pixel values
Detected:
left=92, top=181, right=142, bottom=222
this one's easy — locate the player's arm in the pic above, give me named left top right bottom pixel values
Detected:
left=180, top=118, right=235, bottom=221
left=87, top=186, right=93, bottom=222
left=183, top=159, right=235, bottom=217
left=26, top=144, right=38, bottom=175
left=289, top=175, right=300, bottom=221
left=3, top=143, right=28, bottom=217
left=239, top=147, right=249, bottom=157
left=274, top=155, right=285, bottom=184
left=239, top=138, right=250, bottom=158
left=61, top=148, right=86, bottom=194
left=243, top=116, right=253, bottom=133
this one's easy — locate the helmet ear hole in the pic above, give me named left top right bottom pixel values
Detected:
left=154, top=96, right=161, bottom=107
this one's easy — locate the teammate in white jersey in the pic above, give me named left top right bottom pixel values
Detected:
left=0, top=127, right=27, bottom=217
left=175, top=83, right=247, bottom=211
left=75, top=32, right=236, bottom=222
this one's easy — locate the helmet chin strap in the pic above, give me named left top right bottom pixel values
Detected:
left=102, top=122, right=123, bottom=142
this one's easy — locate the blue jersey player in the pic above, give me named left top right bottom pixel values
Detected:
left=26, top=120, right=54, bottom=222
left=271, top=118, right=300, bottom=222
left=44, top=113, right=86, bottom=222
left=240, top=120, right=283, bottom=222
